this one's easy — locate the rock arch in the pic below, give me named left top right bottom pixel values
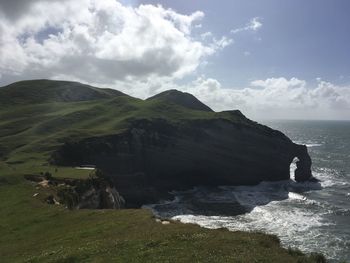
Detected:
left=293, top=145, right=312, bottom=182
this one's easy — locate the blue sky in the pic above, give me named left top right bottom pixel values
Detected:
left=138, top=0, right=350, bottom=87
left=0, top=0, right=349, bottom=119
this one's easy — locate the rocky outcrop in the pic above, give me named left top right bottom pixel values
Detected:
left=57, top=179, right=125, bottom=209
left=25, top=174, right=125, bottom=209
left=72, top=185, right=125, bottom=209
left=51, top=112, right=314, bottom=207
left=294, top=145, right=313, bottom=182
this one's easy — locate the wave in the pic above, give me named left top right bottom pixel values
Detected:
left=145, top=159, right=350, bottom=261
left=293, top=141, right=323, bottom=147
left=166, top=183, right=334, bottom=253
left=148, top=175, right=350, bottom=261
left=313, top=168, right=349, bottom=188
left=306, top=143, right=323, bottom=147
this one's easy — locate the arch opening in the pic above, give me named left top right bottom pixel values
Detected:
left=290, top=157, right=299, bottom=181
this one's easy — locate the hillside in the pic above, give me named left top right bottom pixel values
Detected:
left=0, top=81, right=227, bottom=194
left=0, top=80, right=251, bottom=164
left=0, top=79, right=313, bottom=202
left=0, top=79, right=126, bottom=106
left=0, top=79, right=322, bottom=262
left=147, top=89, right=213, bottom=112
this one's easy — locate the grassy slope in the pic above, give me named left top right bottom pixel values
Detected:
left=147, top=89, right=213, bottom=112
left=0, top=168, right=322, bottom=263
left=0, top=80, right=324, bottom=262
left=0, top=94, right=246, bottom=166
left=0, top=79, right=125, bottom=105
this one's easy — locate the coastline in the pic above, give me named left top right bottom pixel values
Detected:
left=0, top=166, right=326, bottom=262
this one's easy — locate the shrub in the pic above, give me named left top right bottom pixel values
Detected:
left=44, top=171, right=52, bottom=180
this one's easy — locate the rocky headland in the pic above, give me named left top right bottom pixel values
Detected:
left=0, top=80, right=315, bottom=209
left=49, top=89, right=314, bottom=208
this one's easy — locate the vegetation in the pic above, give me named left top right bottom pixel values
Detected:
left=0, top=80, right=325, bottom=262
left=0, top=80, right=257, bottom=168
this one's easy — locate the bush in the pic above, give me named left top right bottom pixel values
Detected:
left=44, top=171, right=52, bottom=180
left=94, top=169, right=106, bottom=179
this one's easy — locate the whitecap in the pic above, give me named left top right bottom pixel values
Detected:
left=293, top=141, right=323, bottom=147
left=150, top=171, right=349, bottom=261
left=288, top=192, right=307, bottom=201
left=313, top=168, right=348, bottom=188
left=306, top=143, right=323, bottom=147
left=170, top=191, right=336, bottom=259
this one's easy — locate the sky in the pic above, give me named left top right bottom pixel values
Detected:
left=0, top=0, right=349, bottom=120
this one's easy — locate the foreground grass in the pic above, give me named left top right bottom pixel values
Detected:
left=0, top=163, right=325, bottom=263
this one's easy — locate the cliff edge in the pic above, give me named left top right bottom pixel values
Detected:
left=51, top=113, right=313, bottom=207
left=0, top=79, right=314, bottom=208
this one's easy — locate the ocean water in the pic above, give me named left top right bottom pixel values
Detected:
left=146, top=120, right=350, bottom=262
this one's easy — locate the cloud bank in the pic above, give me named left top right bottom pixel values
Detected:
left=181, top=77, right=350, bottom=120
left=0, top=0, right=349, bottom=120
left=0, top=0, right=230, bottom=84
left=94, top=75, right=350, bottom=120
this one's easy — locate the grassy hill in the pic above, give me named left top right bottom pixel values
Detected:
left=147, top=89, right=213, bottom=112
left=0, top=79, right=125, bottom=106
left=0, top=80, right=251, bottom=166
left=0, top=80, right=325, bottom=262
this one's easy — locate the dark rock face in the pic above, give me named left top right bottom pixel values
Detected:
left=52, top=117, right=313, bottom=207
left=24, top=174, right=125, bottom=209
left=294, top=145, right=313, bottom=182
left=74, top=185, right=125, bottom=209
left=57, top=180, right=125, bottom=209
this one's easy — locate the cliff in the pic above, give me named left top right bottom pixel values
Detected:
left=0, top=79, right=314, bottom=208
left=51, top=114, right=313, bottom=207
left=24, top=174, right=125, bottom=209
left=57, top=178, right=125, bottom=209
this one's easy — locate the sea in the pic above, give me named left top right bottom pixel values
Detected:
left=146, top=120, right=350, bottom=262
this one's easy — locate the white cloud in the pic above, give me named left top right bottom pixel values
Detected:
left=248, top=17, right=263, bottom=31
left=211, top=36, right=233, bottom=49
left=201, top=31, right=213, bottom=39
left=169, top=77, right=350, bottom=120
left=0, top=0, right=231, bottom=85
left=231, top=17, right=263, bottom=34
left=1, top=2, right=348, bottom=120
left=93, top=75, right=349, bottom=120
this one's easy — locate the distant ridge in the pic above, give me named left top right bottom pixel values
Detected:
left=0, top=80, right=213, bottom=112
left=147, top=89, right=213, bottom=112
left=0, top=79, right=127, bottom=105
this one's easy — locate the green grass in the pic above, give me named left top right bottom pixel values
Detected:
left=0, top=165, right=325, bottom=263
left=0, top=80, right=262, bottom=166
left=0, top=80, right=326, bottom=262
